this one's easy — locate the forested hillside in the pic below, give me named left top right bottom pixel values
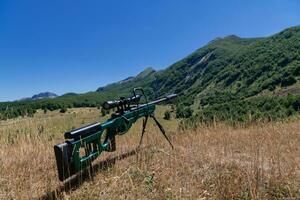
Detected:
left=1, top=25, right=300, bottom=121
left=98, top=25, right=300, bottom=123
left=100, top=26, right=300, bottom=101
left=0, top=92, right=111, bottom=119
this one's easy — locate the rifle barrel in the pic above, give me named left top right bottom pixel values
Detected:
left=140, top=94, right=177, bottom=107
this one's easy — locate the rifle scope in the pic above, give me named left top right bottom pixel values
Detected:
left=102, top=95, right=141, bottom=110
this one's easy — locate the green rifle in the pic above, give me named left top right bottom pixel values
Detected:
left=54, top=88, right=177, bottom=181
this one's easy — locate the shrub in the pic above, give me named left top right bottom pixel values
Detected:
left=176, top=106, right=193, bottom=118
left=101, top=107, right=110, bottom=116
left=101, top=108, right=106, bottom=116
left=60, top=108, right=67, bottom=113
left=281, top=76, right=296, bottom=87
left=163, top=110, right=171, bottom=120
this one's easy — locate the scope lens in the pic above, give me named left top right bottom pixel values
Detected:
left=103, top=102, right=112, bottom=110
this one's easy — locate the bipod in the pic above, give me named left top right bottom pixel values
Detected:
left=138, top=115, right=174, bottom=149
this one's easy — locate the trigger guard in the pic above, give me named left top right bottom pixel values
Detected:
left=118, top=122, right=132, bottom=135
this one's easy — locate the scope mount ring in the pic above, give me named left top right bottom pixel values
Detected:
left=133, top=88, right=148, bottom=107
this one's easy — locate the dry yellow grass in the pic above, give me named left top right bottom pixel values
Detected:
left=0, top=107, right=299, bottom=199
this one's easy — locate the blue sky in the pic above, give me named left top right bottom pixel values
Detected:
left=0, top=0, right=300, bottom=101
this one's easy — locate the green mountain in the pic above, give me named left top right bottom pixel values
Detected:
left=97, top=67, right=156, bottom=96
left=95, top=26, right=300, bottom=122
left=1, top=25, right=300, bottom=121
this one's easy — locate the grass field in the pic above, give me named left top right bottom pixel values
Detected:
left=0, top=107, right=300, bottom=199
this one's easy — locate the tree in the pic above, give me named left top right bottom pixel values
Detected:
left=281, top=75, right=296, bottom=87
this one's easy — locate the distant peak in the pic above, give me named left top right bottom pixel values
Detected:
left=31, top=92, right=58, bottom=100
left=136, top=67, right=156, bottom=78
left=61, top=92, right=78, bottom=97
left=208, top=35, right=241, bottom=45
left=118, top=76, right=135, bottom=84
left=224, top=35, right=241, bottom=40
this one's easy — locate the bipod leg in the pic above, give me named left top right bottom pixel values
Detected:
left=150, top=115, right=174, bottom=149
left=138, top=116, right=148, bottom=148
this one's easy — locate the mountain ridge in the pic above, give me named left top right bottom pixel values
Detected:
left=19, top=92, right=59, bottom=101
left=1, top=25, right=300, bottom=121
left=97, top=25, right=300, bottom=102
left=31, top=92, right=58, bottom=100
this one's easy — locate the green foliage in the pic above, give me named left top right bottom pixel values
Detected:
left=0, top=92, right=111, bottom=120
left=190, top=95, right=300, bottom=125
left=59, top=107, right=67, bottom=113
left=281, top=75, right=297, bottom=87
left=163, top=110, right=171, bottom=120
left=176, top=105, right=193, bottom=118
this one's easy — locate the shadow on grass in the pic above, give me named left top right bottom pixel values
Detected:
left=39, top=147, right=144, bottom=200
